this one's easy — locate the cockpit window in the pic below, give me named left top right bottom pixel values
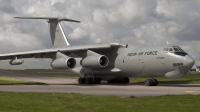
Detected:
left=173, top=48, right=180, bottom=52
left=177, top=46, right=184, bottom=52
left=163, top=48, right=169, bottom=52
left=163, top=46, right=187, bottom=56
left=169, top=48, right=173, bottom=52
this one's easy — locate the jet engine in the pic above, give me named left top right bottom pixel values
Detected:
left=9, top=59, right=24, bottom=65
left=81, top=55, right=109, bottom=68
left=51, top=57, right=76, bottom=69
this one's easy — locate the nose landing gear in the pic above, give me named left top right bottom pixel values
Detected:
left=144, top=78, right=158, bottom=86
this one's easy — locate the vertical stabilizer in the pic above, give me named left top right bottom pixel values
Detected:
left=14, top=17, right=80, bottom=48
left=48, top=20, right=70, bottom=47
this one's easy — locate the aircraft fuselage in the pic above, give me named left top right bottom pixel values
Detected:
left=74, top=44, right=194, bottom=80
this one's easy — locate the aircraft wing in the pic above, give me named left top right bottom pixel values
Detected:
left=0, top=43, right=113, bottom=60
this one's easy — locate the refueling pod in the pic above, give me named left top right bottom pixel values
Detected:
left=9, top=59, right=24, bottom=65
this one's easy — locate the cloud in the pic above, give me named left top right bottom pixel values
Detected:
left=0, top=0, right=200, bottom=69
left=68, top=27, right=87, bottom=39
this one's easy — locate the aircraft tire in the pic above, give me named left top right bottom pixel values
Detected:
left=78, top=77, right=85, bottom=84
left=93, top=78, right=98, bottom=84
left=123, top=77, right=130, bottom=84
left=94, top=77, right=101, bottom=84
left=89, top=77, right=93, bottom=84
left=85, top=77, right=92, bottom=84
left=97, top=78, right=101, bottom=84
left=85, top=78, right=89, bottom=84
left=115, top=79, right=123, bottom=84
left=151, top=79, right=158, bottom=86
left=107, top=80, right=115, bottom=84
left=144, top=79, right=152, bottom=86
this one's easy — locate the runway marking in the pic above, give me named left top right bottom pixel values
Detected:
left=185, top=91, right=195, bottom=93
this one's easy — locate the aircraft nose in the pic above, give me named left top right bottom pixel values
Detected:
left=184, top=55, right=195, bottom=67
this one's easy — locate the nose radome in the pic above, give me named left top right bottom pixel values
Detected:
left=184, top=55, right=195, bottom=67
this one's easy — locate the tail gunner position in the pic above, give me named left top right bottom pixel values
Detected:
left=0, top=17, right=195, bottom=86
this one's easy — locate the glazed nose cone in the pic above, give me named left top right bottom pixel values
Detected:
left=184, top=55, right=195, bottom=67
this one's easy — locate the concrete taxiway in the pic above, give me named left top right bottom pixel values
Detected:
left=0, top=70, right=200, bottom=97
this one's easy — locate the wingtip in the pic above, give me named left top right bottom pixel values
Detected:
left=14, top=17, right=19, bottom=18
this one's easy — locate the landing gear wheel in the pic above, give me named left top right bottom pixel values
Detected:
left=89, top=77, right=93, bottom=84
left=144, top=79, right=152, bottom=86
left=123, top=77, right=130, bottom=84
left=85, top=77, right=89, bottom=84
left=78, top=77, right=85, bottom=84
left=152, top=79, right=158, bottom=86
left=107, top=80, right=115, bottom=84
left=97, top=78, right=101, bottom=84
left=94, top=78, right=101, bottom=84
left=144, top=79, right=158, bottom=86
left=93, top=78, right=98, bottom=84
left=115, top=79, right=123, bottom=84
left=85, top=77, right=92, bottom=84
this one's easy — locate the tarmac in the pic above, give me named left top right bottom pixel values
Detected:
left=0, top=69, right=200, bottom=97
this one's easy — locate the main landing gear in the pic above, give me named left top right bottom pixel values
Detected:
left=107, top=77, right=130, bottom=84
left=144, top=78, right=158, bottom=86
left=78, top=77, right=130, bottom=84
left=78, top=77, right=101, bottom=84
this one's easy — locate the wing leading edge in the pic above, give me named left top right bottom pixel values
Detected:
left=0, top=44, right=111, bottom=60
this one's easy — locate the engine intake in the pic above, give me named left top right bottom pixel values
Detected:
left=81, top=55, right=109, bottom=68
left=51, top=57, right=76, bottom=69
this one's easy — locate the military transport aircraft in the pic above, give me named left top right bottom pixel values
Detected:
left=0, top=17, right=195, bottom=86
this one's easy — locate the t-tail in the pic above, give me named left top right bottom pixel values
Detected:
left=14, top=17, right=80, bottom=48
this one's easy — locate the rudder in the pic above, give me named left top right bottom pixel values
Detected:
left=48, top=20, right=70, bottom=47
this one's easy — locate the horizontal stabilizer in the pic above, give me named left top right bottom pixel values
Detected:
left=14, top=16, right=81, bottom=47
left=14, top=17, right=81, bottom=23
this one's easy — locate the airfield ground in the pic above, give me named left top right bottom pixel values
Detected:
left=10, top=69, right=200, bottom=84
left=0, top=69, right=200, bottom=112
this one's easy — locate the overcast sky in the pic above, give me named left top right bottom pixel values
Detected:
left=0, top=0, right=200, bottom=69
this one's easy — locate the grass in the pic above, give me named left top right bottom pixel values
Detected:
left=10, top=69, right=79, bottom=78
left=0, top=92, right=199, bottom=112
left=0, top=76, right=43, bottom=85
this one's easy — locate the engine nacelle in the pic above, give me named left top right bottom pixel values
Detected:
left=9, top=59, right=24, bottom=65
left=81, top=55, right=109, bottom=68
left=50, top=57, right=76, bottom=69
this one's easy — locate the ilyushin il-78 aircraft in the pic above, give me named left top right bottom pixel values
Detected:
left=0, top=17, right=195, bottom=86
